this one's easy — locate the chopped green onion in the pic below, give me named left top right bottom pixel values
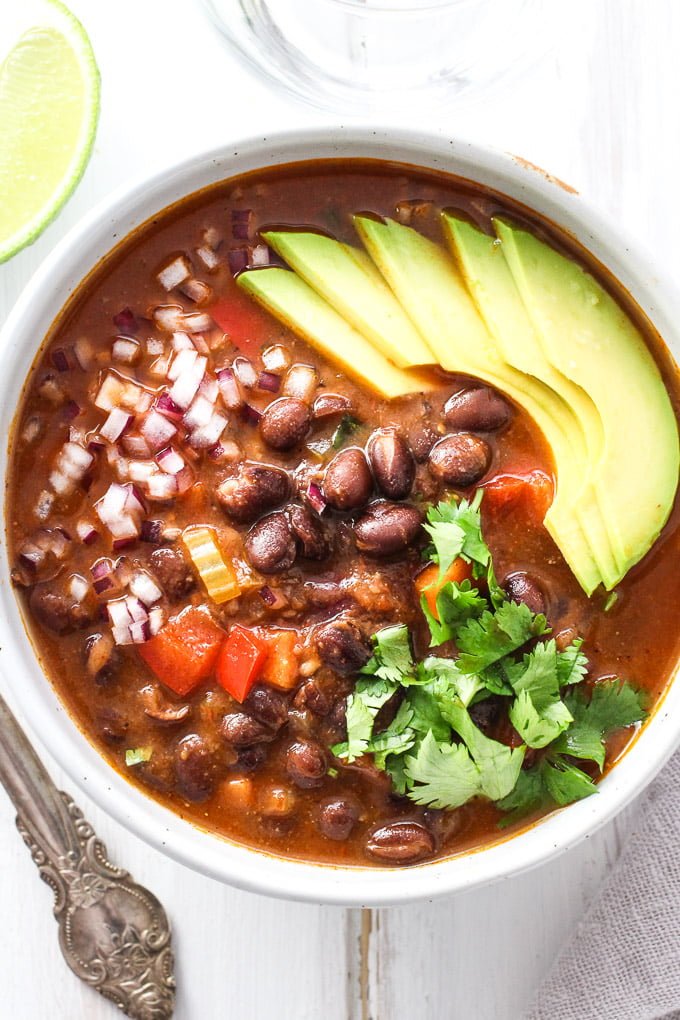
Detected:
left=125, top=747, right=152, bottom=767
left=603, top=591, right=618, bottom=612
left=332, top=414, right=360, bottom=449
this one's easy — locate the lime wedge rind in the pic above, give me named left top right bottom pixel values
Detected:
left=0, top=0, right=100, bottom=264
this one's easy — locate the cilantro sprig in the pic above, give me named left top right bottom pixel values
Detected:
left=333, top=493, right=647, bottom=824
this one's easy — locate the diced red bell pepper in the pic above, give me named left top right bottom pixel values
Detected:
left=139, top=606, right=225, bottom=696
left=482, top=471, right=554, bottom=522
left=209, top=289, right=278, bottom=359
left=257, top=628, right=299, bottom=690
left=216, top=625, right=267, bottom=702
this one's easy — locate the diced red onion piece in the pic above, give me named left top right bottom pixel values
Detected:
left=258, top=585, right=276, bottom=606
left=128, top=457, right=159, bottom=482
left=216, top=368, right=243, bottom=410
left=146, top=337, right=164, bottom=356
left=129, top=620, right=151, bottom=644
left=171, top=331, right=194, bottom=352
left=241, top=404, right=262, bottom=426
left=231, top=209, right=253, bottom=240
left=155, top=393, right=184, bottom=421
left=96, top=483, right=142, bottom=540
left=179, top=279, right=212, bottom=304
left=125, top=594, right=149, bottom=623
left=227, top=248, right=249, bottom=276
left=69, top=574, right=89, bottom=603
left=140, top=520, right=163, bottom=544
left=140, top=408, right=177, bottom=451
left=76, top=520, right=99, bottom=545
left=191, top=333, right=210, bottom=354
left=262, top=345, right=291, bottom=373
left=188, top=412, right=227, bottom=449
left=112, top=624, right=134, bottom=646
left=62, top=401, right=81, bottom=421
left=124, top=485, right=147, bottom=516
left=175, top=467, right=194, bottom=495
left=112, top=337, right=141, bottom=364
left=156, top=447, right=185, bottom=475
left=91, top=558, right=114, bottom=581
left=121, top=433, right=152, bottom=459
left=101, top=407, right=134, bottom=443
left=148, top=606, right=165, bottom=636
left=38, top=375, right=64, bottom=405
left=72, top=338, right=94, bottom=370
left=249, top=243, right=271, bottom=267
left=195, top=245, right=220, bottom=271
left=283, top=364, right=318, bottom=403
left=157, top=256, right=191, bottom=291
left=154, top=305, right=186, bottom=332
left=208, top=439, right=240, bottom=462
left=233, top=357, right=258, bottom=389
left=313, top=392, right=354, bottom=418
left=19, top=544, right=45, bottom=571
left=146, top=473, right=178, bottom=500
left=114, top=556, right=133, bottom=586
left=168, top=354, right=206, bottom=409
left=168, top=347, right=197, bottom=382
left=306, top=482, right=327, bottom=515
left=184, top=393, right=215, bottom=431
left=107, top=597, right=133, bottom=628
left=149, top=355, right=171, bottom=378
left=93, top=576, right=112, bottom=595
left=113, top=308, right=139, bottom=333
left=129, top=571, right=163, bottom=606
left=199, top=376, right=219, bottom=402
left=182, top=311, right=214, bottom=334
left=35, top=490, right=55, bottom=521
left=51, top=348, right=70, bottom=372
left=257, top=371, right=281, bottom=393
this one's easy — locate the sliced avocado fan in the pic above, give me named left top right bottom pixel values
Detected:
left=236, top=266, right=436, bottom=399
left=441, top=213, right=619, bottom=590
left=494, top=219, right=679, bottom=580
left=353, top=214, right=603, bottom=595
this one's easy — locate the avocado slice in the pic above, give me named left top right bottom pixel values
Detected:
left=353, top=214, right=602, bottom=594
left=263, top=230, right=435, bottom=368
left=494, top=219, right=679, bottom=578
left=236, top=266, right=437, bottom=399
left=441, top=213, right=619, bottom=588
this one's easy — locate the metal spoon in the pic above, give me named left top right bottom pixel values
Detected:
left=0, top=692, right=175, bottom=1018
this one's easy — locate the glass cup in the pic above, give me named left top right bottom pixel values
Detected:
left=203, top=0, right=552, bottom=113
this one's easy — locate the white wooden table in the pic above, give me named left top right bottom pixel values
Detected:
left=0, top=1, right=674, bottom=1015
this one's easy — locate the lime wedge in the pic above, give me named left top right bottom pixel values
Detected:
left=0, top=0, right=100, bottom=263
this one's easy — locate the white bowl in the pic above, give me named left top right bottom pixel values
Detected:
left=1, top=128, right=679, bottom=907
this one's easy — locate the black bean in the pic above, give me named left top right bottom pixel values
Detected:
left=428, top=433, right=491, bottom=487
left=96, top=707, right=129, bottom=745
left=244, top=512, right=296, bottom=574
left=236, top=745, right=267, bottom=772
left=260, top=397, right=312, bottom=450
left=444, top=386, right=512, bottom=432
left=468, top=697, right=504, bottom=735
left=29, top=583, right=92, bottom=634
left=286, top=740, right=327, bottom=789
left=408, top=421, right=439, bottom=463
left=353, top=501, right=423, bottom=557
left=174, top=734, right=220, bottom=803
left=244, top=684, right=289, bottom=731
left=365, top=821, right=435, bottom=863
left=368, top=428, right=415, bottom=500
left=503, top=572, right=546, bottom=616
left=316, top=620, right=371, bottom=675
left=217, top=462, right=290, bottom=523
left=220, top=712, right=275, bottom=747
left=317, top=798, right=360, bottom=841
left=287, top=504, right=330, bottom=560
left=149, top=546, right=195, bottom=601
left=323, top=447, right=373, bottom=511
left=293, top=679, right=332, bottom=716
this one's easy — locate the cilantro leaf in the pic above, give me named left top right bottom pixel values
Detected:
left=497, top=756, right=597, bottom=825
left=456, top=601, right=548, bottom=674
left=543, top=758, right=597, bottom=805
left=332, top=676, right=398, bottom=762
left=422, top=656, right=484, bottom=707
left=497, top=766, right=547, bottom=825
left=368, top=701, right=416, bottom=766
left=362, top=624, right=414, bottom=684
left=554, top=679, right=647, bottom=769
left=423, top=490, right=488, bottom=578
left=405, top=731, right=483, bottom=809
left=405, top=683, right=451, bottom=741
left=439, top=698, right=525, bottom=800
left=421, top=579, right=488, bottom=647
left=556, top=638, right=588, bottom=686
left=506, top=641, right=573, bottom=748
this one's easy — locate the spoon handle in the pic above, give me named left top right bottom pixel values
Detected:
left=0, top=691, right=175, bottom=1018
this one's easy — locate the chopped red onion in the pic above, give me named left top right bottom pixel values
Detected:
left=154, top=305, right=186, bottom=332
left=107, top=597, right=133, bottom=628
left=93, top=576, right=113, bottom=594
left=306, top=482, right=327, bottom=515
left=283, top=364, right=318, bottom=403
left=68, top=425, right=87, bottom=445
left=68, top=574, right=90, bottom=603
left=95, top=372, right=150, bottom=414
left=179, top=278, right=212, bottom=304
left=62, top=401, right=81, bottom=421
left=76, top=520, right=99, bottom=545
left=257, top=371, right=281, bottom=393
left=199, top=376, right=219, bottom=402
left=148, top=606, right=165, bottom=636
left=19, top=544, right=45, bottom=571
left=203, top=226, right=222, bottom=249
left=72, top=337, right=94, bottom=370
left=195, top=245, right=221, bottom=271
left=262, top=345, right=291, bottom=373
left=216, top=368, right=243, bottom=410
left=146, top=337, right=165, bottom=356
left=155, top=393, right=184, bottom=421
left=106, top=444, right=129, bottom=481
left=249, top=243, right=271, bottom=267
left=232, top=209, right=253, bottom=240
left=182, top=311, right=214, bottom=334
left=168, top=347, right=197, bottom=382
left=188, top=412, right=227, bottom=449
left=257, top=585, right=288, bottom=610
left=91, top=557, right=114, bottom=581
left=113, top=308, right=139, bottom=333
left=149, top=354, right=171, bottom=379
left=125, top=594, right=149, bottom=623
left=121, top=433, right=152, bottom=459
left=112, top=624, right=134, bottom=646
left=101, top=407, right=134, bottom=443
left=157, top=256, right=191, bottom=291
left=208, top=438, right=240, bottom=462
left=234, top=357, right=258, bottom=389
left=184, top=394, right=215, bottom=431
left=140, top=519, right=163, bottom=544
left=124, top=485, right=147, bottom=516
left=129, top=620, right=151, bottom=644
left=171, top=331, right=194, bottom=352
left=112, top=337, right=141, bottom=365
left=129, top=571, right=162, bottom=606
left=51, top=348, right=70, bottom=372
left=168, top=353, right=206, bottom=409
left=114, top=556, right=133, bottom=587
left=35, top=490, right=55, bottom=521
left=38, top=375, right=65, bottom=405
left=227, top=248, right=249, bottom=276
left=190, top=333, right=210, bottom=355
left=96, top=482, right=142, bottom=541
left=51, top=442, right=94, bottom=496
left=128, top=461, right=159, bottom=484
left=156, top=447, right=185, bottom=475
left=175, top=467, right=194, bottom=495
left=240, top=404, right=262, bottom=426
left=146, top=473, right=178, bottom=500
left=140, top=408, right=177, bottom=451
left=21, top=416, right=43, bottom=445
left=313, top=392, right=354, bottom=418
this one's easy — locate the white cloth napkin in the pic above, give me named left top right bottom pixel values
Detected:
left=525, top=752, right=680, bottom=1020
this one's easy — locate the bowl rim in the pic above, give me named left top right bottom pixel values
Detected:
left=1, top=125, right=679, bottom=907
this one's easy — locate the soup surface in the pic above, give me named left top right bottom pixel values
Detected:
left=7, top=161, right=680, bottom=867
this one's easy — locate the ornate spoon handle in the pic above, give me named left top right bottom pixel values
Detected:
left=0, top=693, right=175, bottom=1019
